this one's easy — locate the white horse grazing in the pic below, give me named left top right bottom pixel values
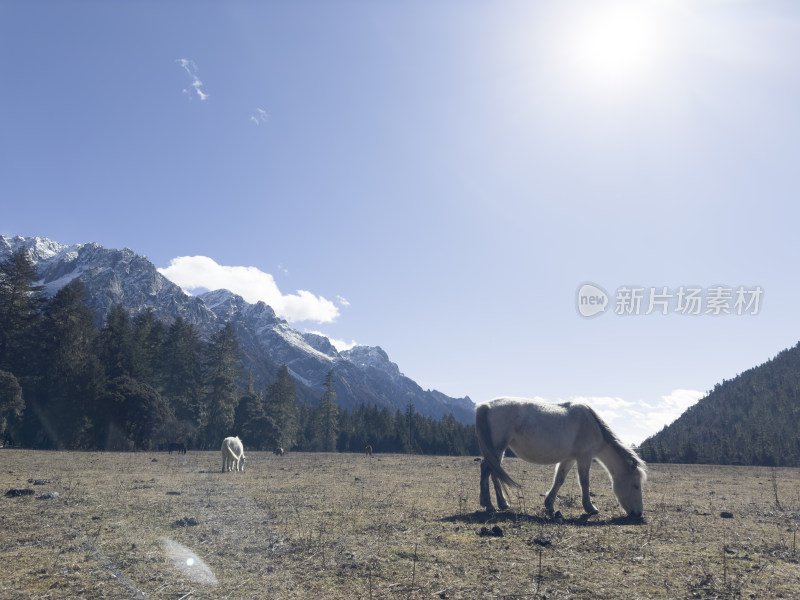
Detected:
left=221, top=436, right=246, bottom=472
left=476, top=397, right=646, bottom=518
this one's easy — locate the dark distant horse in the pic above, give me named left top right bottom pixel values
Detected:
left=274, top=447, right=285, bottom=456
left=365, top=445, right=373, bottom=457
left=167, top=442, right=187, bottom=455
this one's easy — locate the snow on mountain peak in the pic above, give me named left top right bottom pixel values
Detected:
left=342, top=345, right=403, bottom=377
left=1, top=235, right=69, bottom=261
left=302, top=332, right=340, bottom=358
left=0, top=235, right=476, bottom=423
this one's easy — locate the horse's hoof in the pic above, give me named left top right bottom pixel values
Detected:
left=624, top=514, right=645, bottom=524
left=484, top=506, right=496, bottom=514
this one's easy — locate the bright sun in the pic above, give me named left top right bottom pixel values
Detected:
left=565, top=4, right=664, bottom=90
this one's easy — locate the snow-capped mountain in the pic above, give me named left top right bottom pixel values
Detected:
left=0, top=236, right=475, bottom=423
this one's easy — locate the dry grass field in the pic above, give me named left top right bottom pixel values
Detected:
left=1, top=449, right=799, bottom=599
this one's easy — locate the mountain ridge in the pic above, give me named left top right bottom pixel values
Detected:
left=0, top=235, right=475, bottom=424
left=639, top=342, right=800, bottom=466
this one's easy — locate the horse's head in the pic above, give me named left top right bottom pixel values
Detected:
left=612, top=461, right=646, bottom=518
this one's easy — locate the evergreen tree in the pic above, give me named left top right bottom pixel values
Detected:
left=294, top=401, right=312, bottom=450
left=38, top=280, right=104, bottom=448
left=0, top=249, right=45, bottom=377
left=0, top=370, right=24, bottom=443
left=401, top=402, right=421, bottom=453
left=161, top=317, right=204, bottom=430
left=239, top=388, right=272, bottom=450
left=375, top=406, right=398, bottom=452
left=98, top=304, right=135, bottom=379
left=438, top=413, right=458, bottom=455
left=336, top=408, right=354, bottom=451
left=265, top=365, right=299, bottom=450
left=233, top=372, right=256, bottom=432
left=312, top=370, right=339, bottom=451
left=131, top=308, right=165, bottom=389
left=96, top=375, right=173, bottom=450
left=202, top=322, right=242, bottom=447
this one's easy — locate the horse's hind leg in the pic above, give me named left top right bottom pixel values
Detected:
left=577, top=458, right=599, bottom=515
left=545, top=459, right=575, bottom=515
left=480, top=456, right=510, bottom=511
left=479, top=460, right=496, bottom=511
left=491, top=473, right=510, bottom=510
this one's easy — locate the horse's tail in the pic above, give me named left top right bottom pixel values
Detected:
left=475, top=403, right=520, bottom=488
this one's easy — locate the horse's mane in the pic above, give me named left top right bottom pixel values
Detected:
left=584, top=404, right=647, bottom=476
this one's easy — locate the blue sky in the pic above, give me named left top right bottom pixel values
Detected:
left=3, top=1, right=800, bottom=443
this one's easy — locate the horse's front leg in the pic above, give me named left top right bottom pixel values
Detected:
left=577, top=458, right=599, bottom=515
left=545, top=459, right=575, bottom=515
left=479, top=460, right=496, bottom=511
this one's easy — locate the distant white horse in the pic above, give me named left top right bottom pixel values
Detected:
left=221, top=436, right=246, bottom=472
left=476, top=397, right=646, bottom=518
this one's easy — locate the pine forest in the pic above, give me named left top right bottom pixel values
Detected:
left=0, top=250, right=479, bottom=455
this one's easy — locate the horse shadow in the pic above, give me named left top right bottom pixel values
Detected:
left=443, top=510, right=644, bottom=527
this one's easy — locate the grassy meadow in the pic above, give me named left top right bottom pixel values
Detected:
left=1, top=449, right=799, bottom=599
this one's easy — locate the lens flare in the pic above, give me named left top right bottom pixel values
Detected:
left=161, top=538, right=218, bottom=586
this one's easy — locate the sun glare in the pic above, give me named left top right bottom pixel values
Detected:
left=565, top=4, right=665, bottom=91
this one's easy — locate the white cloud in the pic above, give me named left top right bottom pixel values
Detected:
left=158, top=256, right=339, bottom=324
left=194, top=82, right=209, bottom=101
left=250, top=107, right=268, bottom=125
left=580, top=396, right=635, bottom=410
left=562, top=389, right=704, bottom=446
left=337, top=295, right=350, bottom=307
left=177, top=59, right=209, bottom=101
left=330, top=338, right=358, bottom=352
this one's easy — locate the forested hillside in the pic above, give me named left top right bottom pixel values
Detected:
left=0, top=249, right=478, bottom=455
left=0, top=235, right=475, bottom=424
left=639, top=343, right=800, bottom=466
